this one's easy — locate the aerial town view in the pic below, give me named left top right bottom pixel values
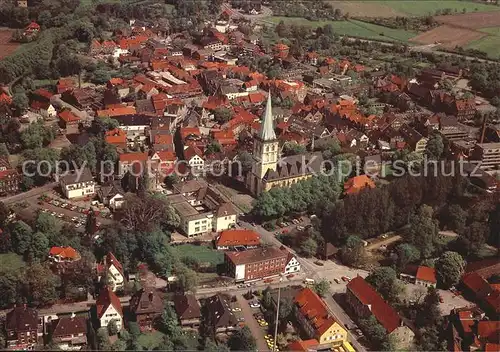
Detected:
left=0, top=0, right=498, bottom=351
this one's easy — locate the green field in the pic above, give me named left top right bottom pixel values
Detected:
left=172, top=244, right=224, bottom=266
left=269, top=17, right=416, bottom=42
left=374, top=0, right=500, bottom=16
left=466, top=27, right=500, bottom=59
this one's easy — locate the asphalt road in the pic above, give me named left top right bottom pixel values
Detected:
left=238, top=220, right=368, bottom=352
left=0, top=182, right=58, bottom=205
left=236, top=294, right=269, bottom=351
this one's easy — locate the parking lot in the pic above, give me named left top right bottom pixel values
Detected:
left=235, top=294, right=269, bottom=351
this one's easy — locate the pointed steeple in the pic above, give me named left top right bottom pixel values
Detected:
left=259, top=91, right=277, bottom=141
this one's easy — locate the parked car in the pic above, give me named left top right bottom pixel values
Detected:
left=334, top=278, right=341, bottom=284
left=296, top=225, right=304, bottom=231
left=341, top=276, right=349, bottom=282
left=249, top=301, right=260, bottom=308
left=314, top=261, right=324, bottom=266
left=439, top=295, right=444, bottom=303
left=232, top=307, right=241, bottom=312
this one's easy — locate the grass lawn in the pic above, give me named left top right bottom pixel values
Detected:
left=466, top=27, right=500, bottom=59
left=0, top=253, right=25, bottom=275
left=372, top=1, right=500, bottom=16
left=269, top=17, right=416, bottom=42
left=172, top=244, right=224, bottom=266
left=137, top=331, right=166, bottom=350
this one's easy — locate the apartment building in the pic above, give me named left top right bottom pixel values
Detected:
left=471, top=143, right=500, bottom=170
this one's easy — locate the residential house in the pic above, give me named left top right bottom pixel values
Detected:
left=105, top=129, right=127, bottom=149
left=118, top=152, right=149, bottom=177
left=399, top=124, right=428, bottom=153
left=61, top=88, right=102, bottom=111
left=150, top=151, right=177, bottom=175
left=471, top=143, right=500, bottom=170
left=205, top=294, right=238, bottom=333
left=183, top=146, right=205, bottom=173
left=346, top=277, right=415, bottom=350
left=97, top=252, right=125, bottom=292
left=129, top=289, right=163, bottom=331
left=284, top=251, right=301, bottom=274
left=59, top=168, right=95, bottom=199
left=49, top=246, right=81, bottom=263
left=97, top=182, right=125, bottom=210
left=0, top=158, right=21, bottom=195
left=344, top=175, right=376, bottom=195
left=95, top=287, right=123, bottom=330
left=400, top=265, right=437, bottom=288
left=225, top=246, right=290, bottom=282
left=30, top=100, right=56, bottom=119
left=58, top=110, right=80, bottom=129
left=294, top=288, right=347, bottom=346
left=168, top=180, right=237, bottom=237
left=215, top=229, right=260, bottom=250
left=5, top=306, right=42, bottom=350
left=461, top=272, right=500, bottom=317
left=173, top=293, right=201, bottom=329
left=49, top=316, right=88, bottom=351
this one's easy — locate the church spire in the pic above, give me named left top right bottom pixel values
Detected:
left=259, top=91, right=276, bottom=141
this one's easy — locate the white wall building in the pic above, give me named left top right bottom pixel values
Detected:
left=59, top=168, right=95, bottom=199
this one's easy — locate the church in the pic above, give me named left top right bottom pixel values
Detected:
left=246, top=94, right=324, bottom=196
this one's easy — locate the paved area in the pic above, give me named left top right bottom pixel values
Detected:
left=236, top=294, right=269, bottom=351
left=0, top=182, right=58, bottom=205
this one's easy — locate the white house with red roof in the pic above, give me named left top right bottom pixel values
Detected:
left=95, top=287, right=123, bottom=330
left=284, top=251, right=301, bottom=274
left=400, top=265, right=437, bottom=288
left=97, top=252, right=125, bottom=292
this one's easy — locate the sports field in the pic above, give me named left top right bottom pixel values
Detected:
left=331, top=1, right=500, bottom=17
left=269, top=17, right=416, bottom=42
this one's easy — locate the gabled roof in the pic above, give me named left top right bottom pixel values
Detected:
left=173, top=293, right=201, bottom=320
left=129, top=289, right=163, bottom=315
left=294, top=288, right=338, bottom=337
left=477, top=321, right=500, bottom=342
left=347, top=276, right=402, bottom=333
left=119, top=152, right=148, bottom=163
left=287, top=339, right=319, bottom=351
left=344, top=175, right=375, bottom=195
left=52, top=316, right=87, bottom=338
left=206, top=294, right=237, bottom=328
left=105, top=128, right=126, bottom=145
left=416, top=266, right=436, bottom=283
left=216, top=229, right=260, bottom=247
left=226, top=246, right=286, bottom=265
left=59, top=110, right=80, bottom=123
left=184, top=146, right=203, bottom=161
left=6, top=306, right=38, bottom=332
left=96, top=287, right=123, bottom=318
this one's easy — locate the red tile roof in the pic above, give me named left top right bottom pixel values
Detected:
left=212, top=130, right=237, bottom=146
left=96, top=287, right=123, bottom=318
left=105, top=128, right=126, bottom=145
left=154, top=151, right=176, bottom=162
left=154, top=134, right=173, bottom=145
left=0, top=92, right=12, bottom=105
left=183, top=146, right=203, bottom=161
left=287, top=339, right=319, bottom=351
left=485, top=343, right=500, bottom=352
left=347, top=276, right=401, bottom=333
left=33, top=88, right=53, bottom=100
left=458, top=311, right=475, bottom=334
left=180, top=127, right=201, bottom=140
left=226, top=246, right=287, bottom=266
left=119, top=152, right=148, bottom=163
left=344, top=175, right=376, bottom=195
left=58, top=110, right=80, bottom=123
left=49, top=246, right=79, bottom=259
left=97, top=106, right=136, bottom=118
left=216, top=229, right=260, bottom=248
left=295, top=288, right=338, bottom=337
left=478, top=321, right=500, bottom=342
left=416, top=266, right=437, bottom=283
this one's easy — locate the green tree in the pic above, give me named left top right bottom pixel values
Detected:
left=96, top=327, right=111, bottom=351
left=205, top=142, right=222, bottom=155
left=407, top=205, right=439, bottom=258
left=205, top=339, right=230, bottom=352
left=262, top=286, right=273, bottom=309
left=0, top=143, right=9, bottom=157
left=300, top=237, right=318, bottom=257
left=107, top=319, right=119, bottom=336
left=435, top=251, right=465, bottom=289
left=28, top=232, right=49, bottom=261
left=313, top=279, right=330, bottom=297
left=366, top=266, right=405, bottom=303
left=12, top=91, right=29, bottom=114
left=160, top=303, right=181, bottom=338
left=24, top=262, right=60, bottom=306
left=236, top=150, right=253, bottom=175
left=176, top=264, right=198, bottom=293
left=35, top=212, right=61, bottom=241
left=359, top=315, right=388, bottom=349
left=213, top=107, right=233, bottom=124
left=85, top=209, right=97, bottom=235
left=10, top=220, right=33, bottom=255
left=228, top=326, right=256, bottom=351
left=340, top=235, right=367, bottom=267
left=443, top=204, right=467, bottom=233
left=425, top=132, right=444, bottom=160
left=282, top=142, right=306, bottom=156
left=416, top=287, right=442, bottom=328
left=395, top=243, right=420, bottom=270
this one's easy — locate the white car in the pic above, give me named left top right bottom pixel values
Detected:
left=249, top=302, right=261, bottom=308
left=232, top=308, right=242, bottom=312
left=71, top=217, right=78, bottom=222
left=57, top=213, right=64, bottom=218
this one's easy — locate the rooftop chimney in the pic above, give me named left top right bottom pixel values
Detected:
left=148, top=291, right=154, bottom=302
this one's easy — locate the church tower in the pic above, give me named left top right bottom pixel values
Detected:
left=251, top=92, right=279, bottom=187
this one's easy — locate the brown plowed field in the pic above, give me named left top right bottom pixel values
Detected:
left=409, top=25, right=486, bottom=48
left=435, top=11, right=500, bottom=29
left=0, top=29, right=19, bottom=59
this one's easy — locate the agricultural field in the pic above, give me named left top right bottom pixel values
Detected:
left=0, top=29, right=20, bottom=59
left=330, top=1, right=500, bottom=17
left=409, top=24, right=486, bottom=48
left=435, top=11, right=500, bottom=29
left=466, top=27, right=500, bottom=58
left=269, top=17, right=417, bottom=42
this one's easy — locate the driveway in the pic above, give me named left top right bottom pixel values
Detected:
left=235, top=294, right=269, bottom=351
